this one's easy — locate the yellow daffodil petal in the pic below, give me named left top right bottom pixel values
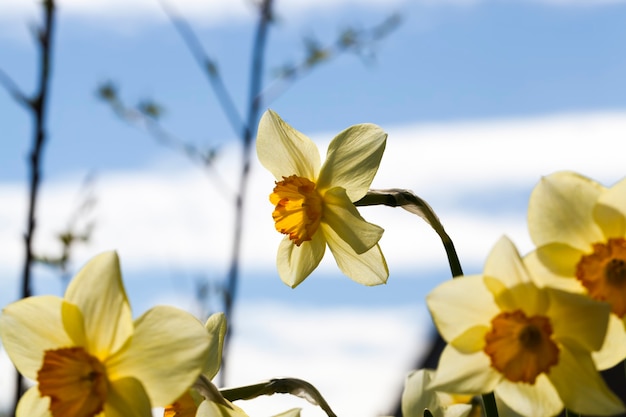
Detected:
left=65, top=251, right=132, bottom=359
left=276, top=233, right=326, bottom=288
left=548, top=344, right=625, bottom=416
left=401, top=369, right=442, bottom=417
left=592, top=314, right=626, bottom=370
left=528, top=171, right=605, bottom=250
left=524, top=244, right=585, bottom=284
left=104, top=377, right=152, bottom=417
left=322, top=223, right=388, bottom=285
left=316, top=123, right=386, bottom=201
left=494, top=375, right=562, bottom=417
left=256, top=109, right=320, bottom=181
left=322, top=187, right=383, bottom=254
left=483, top=236, right=532, bottom=287
left=0, top=295, right=72, bottom=379
left=203, top=312, right=227, bottom=380
left=426, top=275, right=498, bottom=343
left=196, top=399, right=249, bottom=417
left=547, top=287, right=610, bottom=353
left=494, top=283, right=549, bottom=317
left=451, top=325, right=489, bottom=353
left=106, top=306, right=211, bottom=406
left=272, top=409, right=302, bottom=417
left=594, top=178, right=626, bottom=238
left=16, top=386, right=51, bottom=417
left=428, top=345, right=501, bottom=394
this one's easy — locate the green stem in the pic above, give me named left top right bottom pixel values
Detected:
left=482, top=392, right=500, bottom=417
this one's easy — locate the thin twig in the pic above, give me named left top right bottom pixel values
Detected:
left=14, top=0, right=57, bottom=413
left=0, top=68, right=29, bottom=107
left=159, top=0, right=247, bottom=137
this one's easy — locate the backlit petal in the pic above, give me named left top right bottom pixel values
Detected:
left=316, top=123, right=386, bottom=201
left=592, top=314, right=626, bottom=370
left=322, top=187, right=383, bottom=254
left=528, top=171, right=605, bottom=250
left=426, top=275, right=498, bottom=343
left=16, top=386, right=51, bottom=417
left=0, top=295, right=72, bottom=379
left=494, top=375, right=562, bottom=417
left=428, top=345, right=501, bottom=394
left=594, top=178, right=626, bottom=238
left=104, top=377, right=152, bottom=417
left=196, top=399, right=249, bottom=417
left=547, top=287, right=610, bottom=353
left=203, top=312, right=227, bottom=380
left=256, top=110, right=320, bottom=180
left=323, top=223, right=388, bottom=285
left=548, top=343, right=625, bottom=416
left=524, top=246, right=586, bottom=290
left=483, top=236, right=532, bottom=287
left=65, top=251, right=132, bottom=359
left=401, top=369, right=442, bottom=417
left=105, top=306, right=211, bottom=407
left=276, top=233, right=326, bottom=288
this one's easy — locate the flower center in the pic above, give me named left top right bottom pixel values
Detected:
left=164, top=391, right=198, bottom=417
left=576, top=237, right=626, bottom=317
left=483, top=310, right=559, bottom=384
left=270, top=175, right=323, bottom=246
left=38, top=347, right=108, bottom=417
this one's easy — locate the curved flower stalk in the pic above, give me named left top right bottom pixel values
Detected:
left=165, top=313, right=301, bottom=417
left=380, top=369, right=473, bottom=417
left=426, top=236, right=624, bottom=417
left=525, top=170, right=626, bottom=369
left=0, top=251, right=212, bottom=417
left=256, top=109, right=388, bottom=288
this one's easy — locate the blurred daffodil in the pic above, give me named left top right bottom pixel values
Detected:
left=426, top=236, right=624, bottom=417
left=256, top=109, right=388, bottom=288
left=390, top=369, right=474, bottom=417
left=0, top=251, right=212, bottom=417
left=525, top=171, right=626, bottom=369
left=165, top=313, right=301, bottom=417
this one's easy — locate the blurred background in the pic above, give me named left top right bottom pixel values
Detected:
left=1, top=0, right=626, bottom=415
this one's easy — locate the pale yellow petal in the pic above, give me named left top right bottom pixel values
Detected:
left=256, top=109, right=320, bottom=180
left=483, top=236, right=532, bottom=287
left=547, top=287, right=610, bottom=353
left=272, top=409, right=302, bottom=417
left=494, top=282, right=549, bottom=317
left=401, top=369, right=443, bottom=417
left=595, top=176, right=626, bottom=238
left=105, top=306, right=211, bottom=407
left=494, top=375, right=562, bottom=417
left=316, top=123, right=386, bottom=201
left=426, top=275, right=498, bottom=343
left=0, top=295, right=73, bottom=379
left=450, top=325, right=488, bottom=353
left=196, top=399, right=249, bottom=417
left=322, top=187, right=383, bottom=254
left=444, top=405, right=473, bottom=417
left=548, top=344, right=625, bottom=416
left=16, top=386, right=52, bottom=417
left=528, top=171, right=605, bottom=250
left=593, top=314, right=626, bottom=370
left=65, top=251, right=133, bottom=359
left=103, top=377, right=152, bottom=417
left=323, top=223, right=388, bottom=285
left=203, top=312, right=227, bottom=380
left=428, top=345, right=501, bottom=394
left=523, top=248, right=586, bottom=291
left=276, top=233, right=326, bottom=288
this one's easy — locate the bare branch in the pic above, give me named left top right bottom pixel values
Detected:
left=159, top=0, right=247, bottom=138
left=0, top=68, right=29, bottom=107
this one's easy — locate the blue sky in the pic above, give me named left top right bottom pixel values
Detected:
left=1, top=0, right=626, bottom=415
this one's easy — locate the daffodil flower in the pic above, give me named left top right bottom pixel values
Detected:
left=0, top=252, right=212, bottom=417
left=525, top=171, right=626, bottom=369
left=426, top=236, right=624, bottom=417
left=256, top=109, right=389, bottom=288
left=165, top=313, right=301, bottom=417
left=391, top=369, right=473, bottom=417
